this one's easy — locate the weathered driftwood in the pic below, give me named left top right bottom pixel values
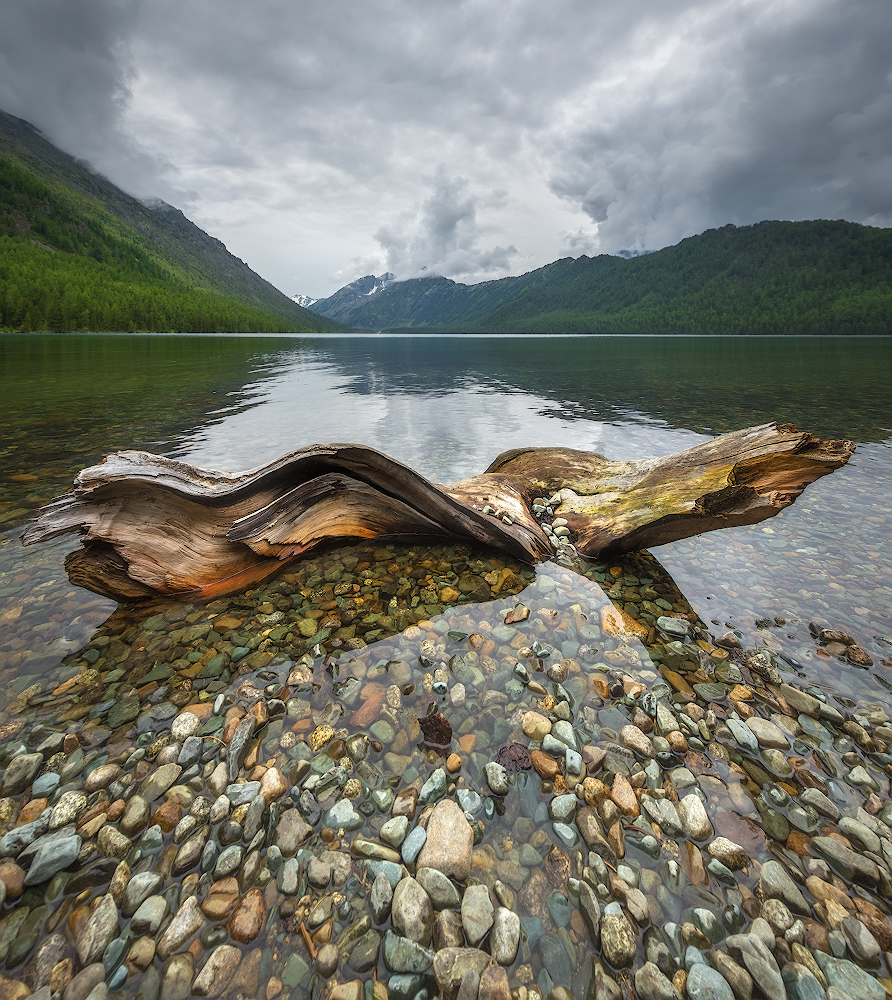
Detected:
left=22, top=422, right=854, bottom=602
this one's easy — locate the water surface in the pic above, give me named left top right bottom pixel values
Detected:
left=1, top=333, right=891, bottom=997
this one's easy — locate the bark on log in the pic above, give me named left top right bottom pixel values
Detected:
left=22, top=422, right=854, bottom=602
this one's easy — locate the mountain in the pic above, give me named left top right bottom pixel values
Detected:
left=290, top=293, right=317, bottom=308
left=312, top=221, right=892, bottom=334
left=0, top=109, right=343, bottom=333
left=310, top=272, right=395, bottom=322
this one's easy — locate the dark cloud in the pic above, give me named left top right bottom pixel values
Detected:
left=1, top=0, right=890, bottom=294
left=549, top=0, right=892, bottom=253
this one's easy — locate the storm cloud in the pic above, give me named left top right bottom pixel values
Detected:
left=2, top=0, right=890, bottom=295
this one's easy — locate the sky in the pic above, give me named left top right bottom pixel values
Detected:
left=1, top=0, right=890, bottom=299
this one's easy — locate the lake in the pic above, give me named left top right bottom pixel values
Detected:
left=0, top=333, right=891, bottom=999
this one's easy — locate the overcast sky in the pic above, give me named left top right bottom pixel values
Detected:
left=2, top=0, right=890, bottom=297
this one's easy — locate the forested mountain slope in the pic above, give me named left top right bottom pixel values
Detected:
left=315, top=221, right=892, bottom=334
left=0, top=110, right=342, bottom=333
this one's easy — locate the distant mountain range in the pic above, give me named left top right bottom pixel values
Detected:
left=0, top=109, right=343, bottom=333
left=308, top=221, right=892, bottom=334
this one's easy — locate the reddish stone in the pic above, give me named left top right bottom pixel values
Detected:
left=151, top=801, right=182, bottom=833
left=227, top=888, right=266, bottom=944
left=0, top=860, right=25, bottom=899
left=350, top=686, right=386, bottom=727
left=201, top=877, right=240, bottom=921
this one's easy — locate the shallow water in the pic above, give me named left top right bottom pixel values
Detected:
left=1, top=333, right=891, bottom=999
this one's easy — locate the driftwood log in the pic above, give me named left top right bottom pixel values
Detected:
left=22, top=422, right=854, bottom=602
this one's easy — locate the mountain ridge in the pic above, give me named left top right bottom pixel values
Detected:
left=0, top=109, right=343, bottom=332
left=310, top=220, right=892, bottom=334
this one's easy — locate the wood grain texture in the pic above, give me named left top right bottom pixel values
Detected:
left=22, top=423, right=854, bottom=601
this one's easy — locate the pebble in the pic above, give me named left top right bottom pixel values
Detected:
left=601, top=910, right=637, bottom=967
left=461, top=884, right=494, bottom=946
left=192, top=945, right=241, bottom=997
left=685, top=964, right=734, bottom=1000
left=415, top=800, right=473, bottom=880
left=4, top=537, right=892, bottom=1000
left=392, top=876, right=433, bottom=944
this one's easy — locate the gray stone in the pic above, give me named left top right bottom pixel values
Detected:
left=815, top=953, right=885, bottom=1000
left=122, top=871, right=163, bottom=916
left=762, top=898, right=794, bottom=935
left=745, top=718, right=790, bottom=749
left=433, top=948, right=491, bottom=997
left=642, top=796, right=683, bottom=836
left=419, top=768, right=446, bottom=803
left=759, top=859, right=810, bottom=914
left=838, top=817, right=881, bottom=855
left=192, top=944, right=241, bottom=997
left=346, top=930, right=380, bottom=973
left=160, top=953, right=193, bottom=1000
left=62, top=965, right=106, bottom=1000
left=140, top=763, right=182, bottom=802
left=635, top=962, right=683, bottom=1000
left=0, top=752, right=42, bottom=796
left=391, top=876, right=433, bottom=945
left=677, top=794, right=713, bottom=840
left=840, top=917, right=880, bottom=964
left=226, top=715, right=257, bottom=782
left=727, top=719, right=759, bottom=753
left=811, top=836, right=879, bottom=885
left=324, top=798, right=363, bottom=831
left=131, top=896, right=170, bottom=935
left=726, top=933, right=784, bottom=1000
left=177, top=736, right=203, bottom=768
left=370, top=871, right=394, bottom=923
left=685, top=964, right=734, bottom=1000
left=782, top=962, right=830, bottom=1000
left=540, top=932, right=574, bottom=988
left=490, top=907, right=520, bottom=966
left=382, top=930, right=434, bottom=973
left=157, top=896, right=204, bottom=960
left=380, top=816, right=409, bottom=848
left=225, top=781, right=260, bottom=807
left=0, top=813, right=49, bottom=857
left=548, top=794, right=578, bottom=823
left=31, top=772, right=60, bottom=798
left=461, top=883, right=494, bottom=946
left=25, top=833, right=81, bottom=885
left=800, top=787, right=841, bottom=821
left=75, top=894, right=119, bottom=967
left=213, top=844, right=243, bottom=879
left=401, top=826, right=427, bottom=865
left=277, top=857, right=301, bottom=895
left=416, top=867, right=461, bottom=910
left=483, top=762, right=509, bottom=795
left=577, top=879, right=601, bottom=946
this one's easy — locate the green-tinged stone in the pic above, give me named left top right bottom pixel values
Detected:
left=108, top=694, right=139, bottom=728
left=197, top=654, right=225, bottom=678
left=282, top=953, right=311, bottom=988
left=140, top=663, right=171, bottom=684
